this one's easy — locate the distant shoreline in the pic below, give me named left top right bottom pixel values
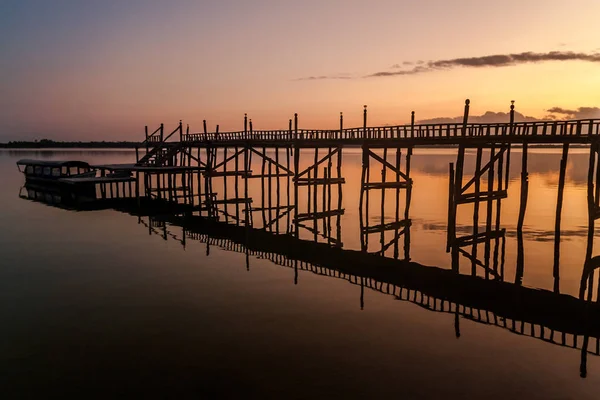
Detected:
left=0, top=141, right=591, bottom=150
left=0, top=141, right=141, bottom=149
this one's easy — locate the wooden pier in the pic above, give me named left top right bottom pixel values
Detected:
left=18, top=99, right=600, bottom=303
left=16, top=98, right=600, bottom=377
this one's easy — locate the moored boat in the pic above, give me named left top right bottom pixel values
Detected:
left=16, top=159, right=96, bottom=183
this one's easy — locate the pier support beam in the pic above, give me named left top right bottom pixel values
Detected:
left=448, top=143, right=509, bottom=279
left=293, top=146, right=344, bottom=245
left=359, top=145, right=412, bottom=259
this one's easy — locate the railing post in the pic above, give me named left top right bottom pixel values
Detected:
left=363, top=105, right=368, bottom=139
left=289, top=118, right=292, bottom=140
left=249, top=119, right=253, bottom=138
left=160, top=123, right=164, bottom=142
left=186, top=124, right=189, bottom=142
left=461, top=99, right=470, bottom=137
left=144, top=126, right=149, bottom=153
left=244, top=113, right=248, bottom=140
left=340, top=112, right=343, bottom=139
left=135, top=146, right=139, bottom=163
left=411, top=111, right=415, bottom=138
left=203, top=120, right=207, bottom=140
left=179, top=120, right=183, bottom=142
left=294, top=113, right=298, bottom=140
left=216, top=124, right=219, bottom=140
left=509, top=100, right=515, bottom=135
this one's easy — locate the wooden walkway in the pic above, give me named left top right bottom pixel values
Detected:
left=179, top=103, right=600, bottom=146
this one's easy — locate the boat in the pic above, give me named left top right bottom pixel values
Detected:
left=16, top=159, right=96, bottom=184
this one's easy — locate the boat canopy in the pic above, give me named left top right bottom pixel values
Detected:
left=16, top=159, right=91, bottom=168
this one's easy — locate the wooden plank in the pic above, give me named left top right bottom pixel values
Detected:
left=296, top=177, right=346, bottom=186
left=456, top=190, right=508, bottom=204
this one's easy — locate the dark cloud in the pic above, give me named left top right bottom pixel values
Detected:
left=366, top=51, right=600, bottom=78
left=418, top=110, right=539, bottom=124
left=547, top=107, right=600, bottom=119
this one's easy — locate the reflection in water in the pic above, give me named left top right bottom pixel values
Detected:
left=9, top=147, right=600, bottom=397
left=18, top=148, right=600, bottom=379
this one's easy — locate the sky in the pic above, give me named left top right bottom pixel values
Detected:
left=1, top=0, right=600, bottom=141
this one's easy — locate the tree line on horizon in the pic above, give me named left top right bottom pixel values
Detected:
left=0, top=139, right=142, bottom=148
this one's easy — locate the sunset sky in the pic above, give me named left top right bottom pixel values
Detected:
left=1, top=0, right=600, bottom=141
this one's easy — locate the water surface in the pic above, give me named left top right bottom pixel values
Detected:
left=2, top=148, right=599, bottom=398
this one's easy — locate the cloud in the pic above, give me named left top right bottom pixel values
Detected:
left=294, top=74, right=353, bottom=81
left=417, top=110, right=539, bottom=124
left=547, top=107, right=600, bottom=119
left=296, top=50, right=600, bottom=81
left=366, top=51, right=600, bottom=78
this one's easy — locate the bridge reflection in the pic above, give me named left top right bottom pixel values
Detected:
left=18, top=165, right=600, bottom=378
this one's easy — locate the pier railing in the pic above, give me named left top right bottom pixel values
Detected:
left=180, top=119, right=600, bottom=143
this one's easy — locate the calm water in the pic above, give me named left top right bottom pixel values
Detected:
left=2, top=148, right=600, bottom=398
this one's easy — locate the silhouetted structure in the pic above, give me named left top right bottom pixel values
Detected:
left=17, top=98, right=600, bottom=378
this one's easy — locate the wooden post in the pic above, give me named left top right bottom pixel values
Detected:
left=405, top=147, right=413, bottom=221
left=287, top=142, right=292, bottom=233
left=471, top=147, right=483, bottom=276
left=453, top=144, right=466, bottom=246
left=447, top=163, right=455, bottom=252
left=380, top=148, right=388, bottom=253
left=359, top=145, right=368, bottom=210
left=509, top=101, right=515, bottom=135
left=313, top=148, right=318, bottom=242
left=411, top=111, right=415, bottom=138
left=363, top=105, right=368, bottom=139
left=203, top=120, right=207, bottom=136
left=294, top=143, right=300, bottom=238
left=336, top=146, right=343, bottom=243
left=515, top=138, right=528, bottom=285
left=584, top=142, right=598, bottom=300
left=235, top=146, right=240, bottom=225
left=244, top=146, right=250, bottom=226
left=394, top=148, right=402, bottom=258
left=275, top=147, right=281, bottom=233
left=135, top=171, right=140, bottom=207
left=517, top=143, right=529, bottom=231
left=261, top=147, right=267, bottom=228
left=461, top=99, right=470, bottom=137
left=167, top=172, right=173, bottom=202
left=223, top=147, right=228, bottom=223
left=553, top=143, right=569, bottom=292
left=268, top=152, right=273, bottom=231
left=244, top=113, right=248, bottom=139
left=294, top=113, right=298, bottom=140
left=160, top=123, right=164, bottom=142
left=340, top=112, right=343, bottom=139
left=484, top=146, right=496, bottom=280
left=365, top=148, right=371, bottom=250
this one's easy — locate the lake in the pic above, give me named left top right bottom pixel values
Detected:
left=2, top=147, right=600, bottom=399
